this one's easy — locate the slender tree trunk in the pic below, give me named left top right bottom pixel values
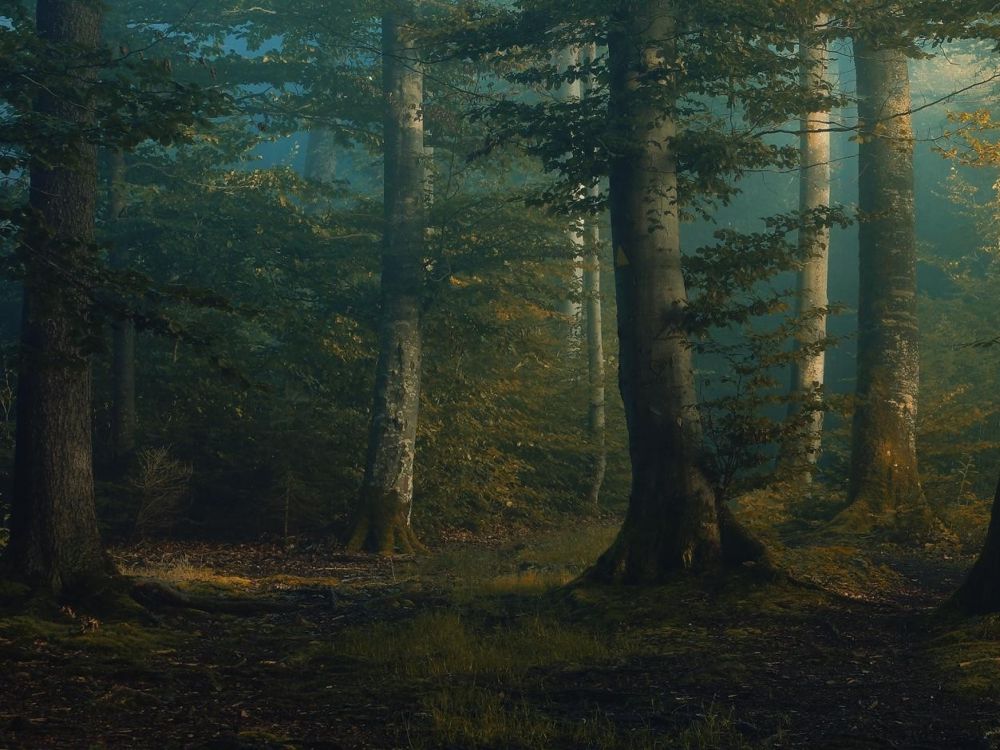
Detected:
left=346, top=5, right=425, bottom=555
left=557, top=47, right=584, bottom=337
left=109, top=149, right=136, bottom=467
left=842, top=37, right=937, bottom=535
left=305, top=128, right=337, bottom=184
left=590, top=0, right=765, bottom=582
left=783, top=14, right=831, bottom=482
left=953, top=473, right=1000, bottom=613
left=8, top=0, right=106, bottom=592
left=582, top=44, right=606, bottom=509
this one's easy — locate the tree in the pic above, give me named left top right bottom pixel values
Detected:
left=783, top=13, right=831, bottom=483
left=953, top=473, right=1000, bottom=613
left=305, top=128, right=338, bottom=185
left=589, top=0, right=765, bottom=582
left=7, top=0, right=107, bottom=591
left=581, top=43, right=606, bottom=508
left=840, top=33, right=938, bottom=535
left=346, top=3, right=427, bottom=554
left=108, top=149, right=137, bottom=467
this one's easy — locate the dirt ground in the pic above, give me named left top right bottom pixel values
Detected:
left=0, top=523, right=998, bottom=749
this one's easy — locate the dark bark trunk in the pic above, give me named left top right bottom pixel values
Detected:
left=346, top=6, right=425, bottom=555
left=584, top=187, right=607, bottom=508
left=589, top=1, right=765, bottom=583
left=109, top=149, right=136, bottom=466
left=953, top=474, right=1000, bottom=614
left=8, top=0, right=106, bottom=592
left=842, top=37, right=937, bottom=536
left=582, top=46, right=606, bottom=509
left=783, top=15, right=830, bottom=483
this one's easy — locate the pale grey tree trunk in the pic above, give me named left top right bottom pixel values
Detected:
left=843, top=37, right=937, bottom=535
left=109, top=149, right=137, bottom=467
left=555, top=46, right=584, bottom=336
left=590, top=0, right=765, bottom=582
left=581, top=43, right=606, bottom=508
left=347, top=5, right=426, bottom=554
left=305, top=128, right=337, bottom=184
left=784, top=15, right=831, bottom=482
left=8, top=0, right=106, bottom=592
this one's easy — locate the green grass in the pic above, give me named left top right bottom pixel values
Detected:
left=928, top=613, right=1000, bottom=697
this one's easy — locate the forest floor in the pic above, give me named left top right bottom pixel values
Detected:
left=1, top=510, right=1000, bottom=749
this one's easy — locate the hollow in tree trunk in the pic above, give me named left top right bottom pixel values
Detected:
left=346, top=5, right=425, bottom=555
left=7, top=0, right=107, bottom=593
left=589, top=0, right=766, bottom=583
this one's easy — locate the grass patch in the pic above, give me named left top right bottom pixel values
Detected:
left=122, top=558, right=256, bottom=597
left=418, top=522, right=618, bottom=597
left=416, top=688, right=779, bottom=749
left=294, top=609, right=628, bottom=682
left=928, top=613, right=1000, bottom=697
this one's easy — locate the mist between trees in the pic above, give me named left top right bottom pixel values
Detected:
left=3, top=1, right=1000, bottom=747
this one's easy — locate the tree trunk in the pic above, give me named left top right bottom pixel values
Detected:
left=305, top=128, right=337, bottom=184
left=953, top=473, right=1000, bottom=614
left=8, top=0, right=106, bottom=592
left=590, top=1, right=765, bottom=582
left=557, top=46, right=584, bottom=338
left=783, top=15, right=831, bottom=483
left=582, top=44, right=606, bottom=509
left=842, top=37, right=936, bottom=535
left=346, top=5, right=425, bottom=555
left=109, top=149, right=137, bottom=467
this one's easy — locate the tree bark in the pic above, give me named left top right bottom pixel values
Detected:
left=8, top=0, right=106, bottom=592
left=109, top=149, right=137, bottom=467
left=590, top=0, right=765, bottom=582
left=582, top=44, right=606, bottom=509
left=346, top=5, right=425, bottom=555
left=783, top=15, right=831, bottom=483
left=842, top=37, right=936, bottom=535
left=557, top=46, right=584, bottom=338
left=953, top=473, right=1000, bottom=614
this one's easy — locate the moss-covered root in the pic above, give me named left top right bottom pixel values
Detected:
left=584, top=507, right=771, bottom=585
left=345, top=512, right=426, bottom=556
left=830, top=496, right=953, bottom=543
left=718, top=504, right=773, bottom=571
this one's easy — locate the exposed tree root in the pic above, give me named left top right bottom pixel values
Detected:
left=830, top=497, right=954, bottom=544
left=584, top=506, right=773, bottom=585
left=130, top=580, right=299, bottom=616
left=345, top=513, right=426, bottom=556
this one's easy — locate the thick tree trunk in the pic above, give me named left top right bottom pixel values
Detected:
left=783, top=15, right=831, bottom=482
left=346, top=6, right=425, bottom=555
left=953, top=474, right=1000, bottom=614
left=8, top=0, right=106, bottom=592
left=109, top=149, right=137, bottom=466
left=590, top=1, right=764, bottom=582
left=582, top=45, right=606, bottom=508
left=842, top=37, right=936, bottom=535
left=305, top=128, right=337, bottom=184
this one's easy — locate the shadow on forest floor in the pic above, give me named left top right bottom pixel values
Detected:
left=0, top=516, right=999, bottom=749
